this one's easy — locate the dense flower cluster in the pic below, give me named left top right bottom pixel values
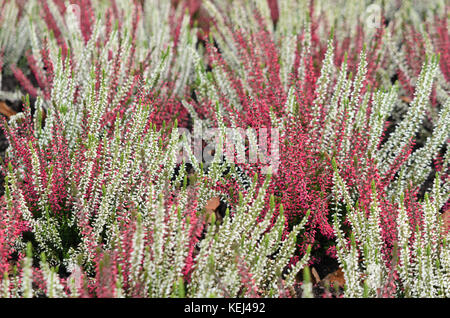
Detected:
left=0, top=0, right=448, bottom=298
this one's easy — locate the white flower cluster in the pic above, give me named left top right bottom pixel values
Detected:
left=2, top=88, right=310, bottom=297
left=189, top=177, right=310, bottom=297
left=332, top=163, right=450, bottom=298
left=0, top=0, right=30, bottom=101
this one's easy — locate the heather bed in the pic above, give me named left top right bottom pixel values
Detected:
left=0, top=0, right=448, bottom=298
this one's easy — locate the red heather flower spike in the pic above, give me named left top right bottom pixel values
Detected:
left=78, top=0, right=95, bottom=43
left=10, top=64, right=38, bottom=98
left=235, top=256, right=260, bottom=297
left=26, top=53, right=49, bottom=98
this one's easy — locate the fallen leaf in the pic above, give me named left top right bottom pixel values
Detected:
left=0, top=101, right=17, bottom=118
left=205, top=197, right=220, bottom=211
left=400, top=96, right=412, bottom=103
left=321, top=268, right=345, bottom=289
left=204, top=196, right=223, bottom=224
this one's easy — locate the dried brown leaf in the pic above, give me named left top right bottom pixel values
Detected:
left=0, top=101, right=17, bottom=118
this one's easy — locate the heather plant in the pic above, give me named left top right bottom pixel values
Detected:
left=188, top=0, right=449, bottom=273
left=0, top=0, right=30, bottom=102
left=188, top=176, right=311, bottom=297
left=384, top=1, right=449, bottom=104
left=0, top=0, right=29, bottom=67
left=332, top=160, right=449, bottom=297
left=0, top=0, right=448, bottom=299
left=7, top=0, right=199, bottom=128
left=0, top=89, right=311, bottom=296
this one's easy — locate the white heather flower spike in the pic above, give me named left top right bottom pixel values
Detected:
left=378, top=55, right=439, bottom=174
left=333, top=164, right=450, bottom=297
